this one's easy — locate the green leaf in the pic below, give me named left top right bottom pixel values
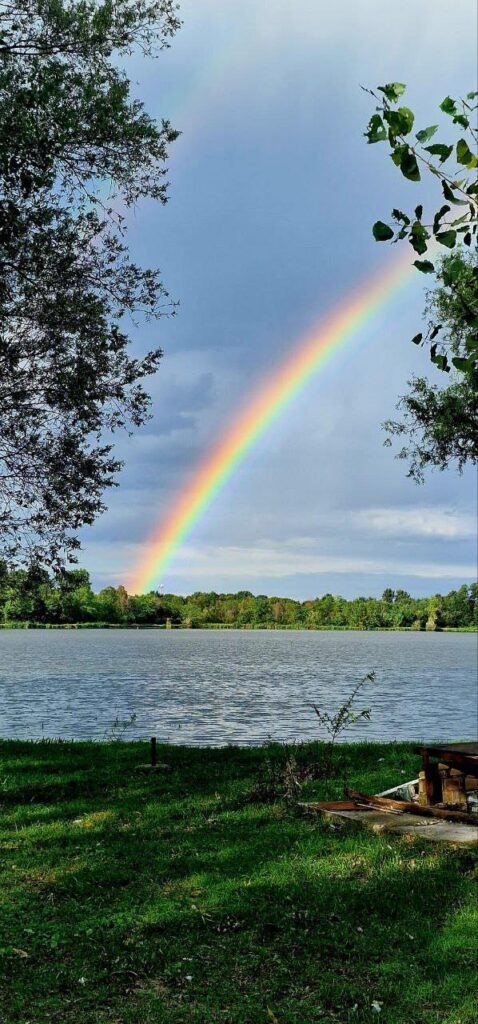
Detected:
left=415, top=204, right=423, bottom=220
left=378, top=82, right=406, bottom=103
left=390, top=143, right=408, bottom=167
left=466, top=91, right=478, bottom=100
left=436, top=229, right=457, bottom=248
left=365, top=113, right=387, bottom=143
left=425, top=143, right=453, bottom=163
left=442, top=180, right=467, bottom=205
left=413, top=260, right=434, bottom=273
left=384, top=106, right=415, bottom=136
left=456, top=138, right=478, bottom=167
left=431, top=351, right=449, bottom=372
left=372, top=220, right=394, bottom=241
left=433, top=204, right=450, bottom=233
left=441, top=256, right=464, bottom=285
left=399, top=148, right=420, bottom=181
left=452, top=356, right=471, bottom=372
left=429, top=325, right=442, bottom=340
left=440, top=96, right=457, bottom=116
left=464, top=231, right=472, bottom=246
left=409, top=221, right=429, bottom=254
left=466, top=181, right=478, bottom=194
left=411, top=332, right=423, bottom=345
left=453, top=113, right=469, bottom=129
left=392, top=208, right=410, bottom=224
left=416, top=125, right=438, bottom=143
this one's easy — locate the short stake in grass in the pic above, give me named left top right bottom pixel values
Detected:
left=136, top=736, right=171, bottom=773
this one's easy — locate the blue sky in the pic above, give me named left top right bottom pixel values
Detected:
left=82, top=0, right=477, bottom=598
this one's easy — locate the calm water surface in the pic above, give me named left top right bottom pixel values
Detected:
left=0, top=629, right=476, bottom=744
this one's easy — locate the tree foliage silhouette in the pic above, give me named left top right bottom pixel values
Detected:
left=0, top=0, right=181, bottom=566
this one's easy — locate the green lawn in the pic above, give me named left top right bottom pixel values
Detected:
left=0, top=740, right=476, bottom=1024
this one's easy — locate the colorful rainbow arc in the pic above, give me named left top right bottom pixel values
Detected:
left=130, top=254, right=416, bottom=594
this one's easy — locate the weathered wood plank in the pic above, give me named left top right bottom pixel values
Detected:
left=414, top=744, right=478, bottom=777
left=346, top=788, right=477, bottom=826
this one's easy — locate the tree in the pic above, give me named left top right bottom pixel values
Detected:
left=253, top=595, right=270, bottom=624
left=442, top=584, right=475, bottom=628
left=384, top=252, right=478, bottom=480
left=426, top=595, right=444, bottom=632
left=0, top=575, right=475, bottom=627
left=0, top=1, right=181, bottom=568
left=96, top=586, right=128, bottom=623
left=1, top=564, right=50, bottom=621
left=364, top=84, right=478, bottom=481
left=128, top=591, right=162, bottom=623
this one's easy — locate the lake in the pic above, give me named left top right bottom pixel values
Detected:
left=0, top=629, right=476, bottom=745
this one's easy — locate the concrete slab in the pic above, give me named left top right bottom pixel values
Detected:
left=316, top=807, right=478, bottom=846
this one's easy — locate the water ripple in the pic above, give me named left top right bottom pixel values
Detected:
left=0, top=629, right=476, bottom=744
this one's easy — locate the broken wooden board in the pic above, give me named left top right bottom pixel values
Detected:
left=346, top=787, right=478, bottom=825
left=305, top=803, right=478, bottom=846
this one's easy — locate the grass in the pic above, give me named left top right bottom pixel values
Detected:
left=0, top=739, right=476, bottom=1024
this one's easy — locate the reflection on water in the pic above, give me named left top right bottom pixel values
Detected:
left=0, top=629, right=476, bottom=745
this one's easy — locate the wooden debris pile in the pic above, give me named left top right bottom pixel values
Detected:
left=303, top=742, right=478, bottom=847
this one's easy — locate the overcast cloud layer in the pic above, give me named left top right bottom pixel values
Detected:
left=81, top=0, right=478, bottom=598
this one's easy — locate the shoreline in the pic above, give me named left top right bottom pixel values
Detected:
left=0, top=621, right=476, bottom=632
left=0, top=737, right=471, bottom=749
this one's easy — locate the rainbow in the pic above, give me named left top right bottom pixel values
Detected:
left=130, top=254, right=416, bottom=593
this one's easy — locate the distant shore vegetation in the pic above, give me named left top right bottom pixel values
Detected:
left=0, top=566, right=476, bottom=631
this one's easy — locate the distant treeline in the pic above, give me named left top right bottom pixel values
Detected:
left=0, top=566, right=476, bottom=630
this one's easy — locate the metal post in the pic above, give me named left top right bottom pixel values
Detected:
left=151, top=736, right=157, bottom=767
